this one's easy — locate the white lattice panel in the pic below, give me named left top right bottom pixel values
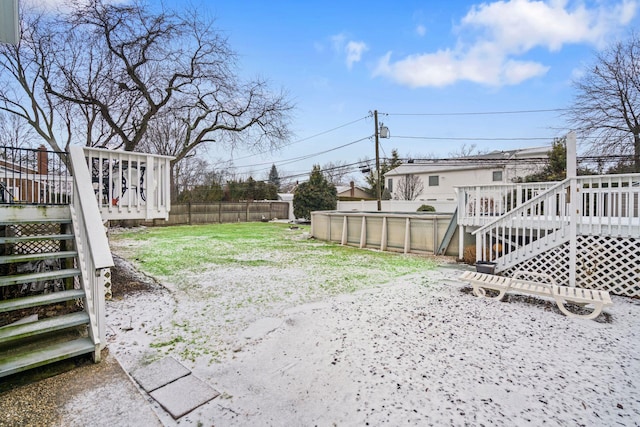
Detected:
left=503, top=243, right=570, bottom=286
left=500, top=237, right=639, bottom=297
left=577, top=236, right=640, bottom=297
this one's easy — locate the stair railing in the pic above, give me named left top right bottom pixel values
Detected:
left=471, top=178, right=572, bottom=271
left=68, top=146, right=114, bottom=352
left=457, top=182, right=558, bottom=227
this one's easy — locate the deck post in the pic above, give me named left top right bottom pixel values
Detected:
left=567, top=132, right=578, bottom=287
left=568, top=177, right=579, bottom=287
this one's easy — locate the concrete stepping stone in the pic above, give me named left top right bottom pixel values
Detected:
left=150, top=374, right=220, bottom=419
left=130, top=356, right=191, bottom=392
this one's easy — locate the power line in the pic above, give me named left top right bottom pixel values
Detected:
left=393, top=135, right=554, bottom=142
left=387, top=108, right=567, bottom=116
left=215, top=115, right=369, bottom=166
left=280, top=159, right=367, bottom=181
left=273, top=153, right=638, bottom=183
left=234, top=135, right=372, bottom=170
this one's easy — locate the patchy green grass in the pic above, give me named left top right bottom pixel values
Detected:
left=110, top=222, right=440, bottom=364
left=110, top=222, right=438, bottom=293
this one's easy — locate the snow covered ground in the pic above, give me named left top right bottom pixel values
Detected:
left=106, top=258, right=640, bottom=426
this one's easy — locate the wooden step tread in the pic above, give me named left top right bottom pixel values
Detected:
left=0, top=268, right=81, bottom=287
left=0, top=218, right=72, bottom=226
left=0, top=234, right=74, bottom=244
left=0, top=251, right=77, bottom=265
left=0, top=312, right=89, bottom=344
left=0, top=289, right=86, bottom=313
left=0, top=337, right=96, bottom=378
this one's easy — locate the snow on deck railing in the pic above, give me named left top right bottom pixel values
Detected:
left=83, top=147, right=173, bottom=221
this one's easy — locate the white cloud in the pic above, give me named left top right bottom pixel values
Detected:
left=461, top=0, right=637, bottom=51
left=331, top=33, right=347, bottom=52
left=374, top=49, right=549, bottom=87
left=375, top=0, right=638, bottom=88
left=331, top=33, right=368, bottom=69
left=416, top=24, right=426, bottom=37
left=345, top=41, right=368, bottom=69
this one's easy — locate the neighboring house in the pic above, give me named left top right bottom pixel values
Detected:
left=336, top=181, right=372, bottom=200
left=384, top=146, right=549, bottom=204
left=0, top=145, right=67, bottom=203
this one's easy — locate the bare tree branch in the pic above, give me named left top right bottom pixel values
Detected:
left=566, top=31, right=640, bottom=172
left=0, top=9, right=70, bottom=152
left=395, top=174, right=424, bottom=201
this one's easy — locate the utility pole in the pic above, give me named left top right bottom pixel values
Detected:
left=374, top=110, right=381, bottom=211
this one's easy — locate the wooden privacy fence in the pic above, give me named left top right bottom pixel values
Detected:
left=311, top=211, right=459, bottom=256
left=140, top=201, right=290, bottom=226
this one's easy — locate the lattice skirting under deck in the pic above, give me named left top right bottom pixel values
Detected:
left=502, top=236, right=640, bottom=298
left=4, top=223, right=66, bottom=254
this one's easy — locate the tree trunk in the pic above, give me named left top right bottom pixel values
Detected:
left=634, top=132, right=640, bottom=173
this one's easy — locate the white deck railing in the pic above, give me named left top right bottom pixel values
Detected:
left=578, top=174, right=640, bottom=237
left=83, top=147, right=172, bottom=221
left=468, top=173, right=640, bottom=282
left=457, top=182, right=558, bottom=227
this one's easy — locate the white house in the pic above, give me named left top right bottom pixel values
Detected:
left=384, top=146, right=550, bottom=205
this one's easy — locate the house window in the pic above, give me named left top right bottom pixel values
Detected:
left=492, top=171, right=503, bottom=182
left=387, top=178, right=393, bottom=193
left=428, top=175, right=439, bottom=186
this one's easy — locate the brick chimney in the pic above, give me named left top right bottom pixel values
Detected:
left=37, top=145, right=48, bottom=175
left=350, top=181, right=355, bottom=197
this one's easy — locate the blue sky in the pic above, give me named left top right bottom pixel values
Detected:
left=37, top=0, right=640, bottom=183
left=201, top=0, right=639, bottom=183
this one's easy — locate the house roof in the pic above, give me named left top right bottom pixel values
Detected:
left=336, top=185, right=368, bottom=194
left=385, top=146, right=550, bottom=177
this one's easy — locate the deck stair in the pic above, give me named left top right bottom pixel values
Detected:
left=0, top=206, right=99, bottom=378
left=466, top=173, right=640, bottom=296
left=472, top=179, right=572, bottom=274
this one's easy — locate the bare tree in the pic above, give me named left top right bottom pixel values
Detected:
left=2, top=0, right=293, bottom=201
left=395, top=174, right=424, bottom=200
left=448, top=143, right=488, bottom=158
left=46, top=0, right=293, bottom=158
left=0, top=10, right=71, bottom=152
left=0, top=112, right=36, bottom=148
left=322, top=160, right=355, bottom=186
left=567, top=32, right=640, bottom=172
